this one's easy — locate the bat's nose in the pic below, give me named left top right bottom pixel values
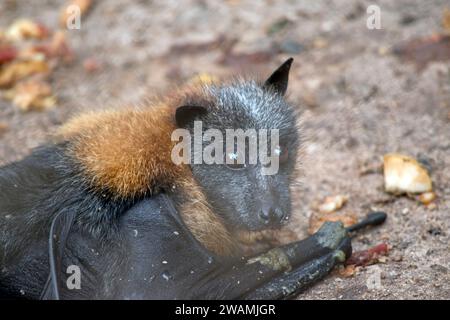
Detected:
left=259, top=201, right=286, bottom=225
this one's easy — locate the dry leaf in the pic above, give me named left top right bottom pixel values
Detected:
left=169, top=35, right=230, bottom=56
left=308, top=211, right=357, bottom=234
left=346, top=243, right=389, bottom=266
left=383, top=153, right=432, bottom=194
left=417, top=191, right=436, bottom=205
left=83, top=57, right=101, bottom=73
left=49, top=31, right=73, bottom=62
left=30, top=31, right=74, bottom=62
left=0, top=30, right=6, bottom=42
left=313, top=37, right=328, bottom=49
left=0, top=60, right=49, bottom=88
left=338, top=264, right=357, bottom=277
left=188, top=73, right=218, bottom=86
left=393, top=34, right=450, bottom=70
left=60, top=0, right=93, bottom=28
left=218, top=50, right=274, bottom=69
left=443, top=8, right=450, bottom=34
left=6, top=80, right=56, bottom=111
left=300, top=91, right=318, bottom=108
left=17, top=46, right=47, bottom=62
left=0, top=16, right=73, bottom=111
left=317, top=195, right=348, bottom=214
left=378, top=46, right=389, bottom=56
left=6, top=19, right=49, bottom=41
left=359, top=161, right=383, bottom=176
left=0, top=122, right=8, bottom=137
left=0, top=46, right=17, bottom=64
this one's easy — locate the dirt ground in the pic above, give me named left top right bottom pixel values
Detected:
left=0, top=0, right=449, bottom=299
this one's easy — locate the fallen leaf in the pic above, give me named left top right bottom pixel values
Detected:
left=5, top=80, right=56, bottom=111
left=83, top=57, right=101, bottom=73
left=0, top=122, right=8, bottom=137
left=187, top=73, right=218, bottom=86
left=426, top=202, right=437, bottom=210
left=393, top=34, right=450, bottom=70
left=443, top=7, right=450, bottom=34
left=17, top=47, right=47, bottom=62
left=308, top=211, right=357, bottom=234
left=30, top=31, right=74, bottom=62
left=0, top=46, right=17, bottom=64
left=0, top=60, right=49, bottom=88
left=300, top=91, right=318, bottom=108
left=60, top=0, right=93, bottom=28
left=317, top=195, right=348, bottom=214
left=312, top=37, right=328, bottom=49
left=218, top=50, right=275, bottom=69
left=169, top=35, right=231, bottom=56
left=6, top=19, right=49, bottom=41
left=359, top=161, right=383, bottom=176
left=378, top=46, right=389, bottom=56
left=346, top=243, right=389, bottom=266
left=417, top=191, right=436, bottom=205
left=383, top=153, right=432, bottom=194
left=0, top=16, right=74, bottom=111
left=338, top=264, right=357, bottom=277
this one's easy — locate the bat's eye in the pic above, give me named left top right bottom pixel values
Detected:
left=225, top=152, right=246, bottom=170
left=275, top=145, right=289, bottom=163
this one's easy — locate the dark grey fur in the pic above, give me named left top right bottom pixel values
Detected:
left=0, top=59, right=351, bottom=300
left=187, top=80, right=300, bottom=231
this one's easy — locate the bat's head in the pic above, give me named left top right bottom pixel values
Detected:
left=174, top=58, right=300, bottom=234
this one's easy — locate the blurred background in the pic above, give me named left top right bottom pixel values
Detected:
left=0, top=0, right=449, bottom=299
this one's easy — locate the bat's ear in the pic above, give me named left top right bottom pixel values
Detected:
left=263, top=57, right=293, bottom=96
left=175, top=105, right=207, bottom=128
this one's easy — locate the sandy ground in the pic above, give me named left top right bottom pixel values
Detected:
left=0, top=0, right=449, bottom=299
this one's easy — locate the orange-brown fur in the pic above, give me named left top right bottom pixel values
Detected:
left=58, top=84, right=212, bottom=197
left=56, top=83, right=301, bottom=256
left=57, top=85, right=239, bottom=256
left=60, top=106, right=182, bottom=197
